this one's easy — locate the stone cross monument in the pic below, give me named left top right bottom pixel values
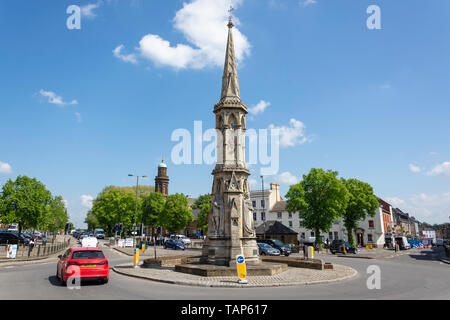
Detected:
left=201, top=16, right=260, bottom=267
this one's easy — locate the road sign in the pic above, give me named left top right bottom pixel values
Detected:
left=124, top=238, right=134, bottom=247
left=236, top=254, right=247, bottom=284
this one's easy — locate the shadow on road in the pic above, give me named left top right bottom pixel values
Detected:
left=405, top=247, right=442, bottom=261
left=47, top=275, right=108, bottom=287
left=48, top=275, right=63, bottom=287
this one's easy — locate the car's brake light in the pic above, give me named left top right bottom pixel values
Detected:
left=67, top=261, right=79, bottom=266
left=98, top=261, right=108, bottom=265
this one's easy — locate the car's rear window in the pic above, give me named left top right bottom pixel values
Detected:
left=71, top=251, right=105, bottom=259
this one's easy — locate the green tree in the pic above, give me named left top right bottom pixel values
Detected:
left=40, top=196, right=69, bottom=240
left=0, top=176, right=52, bottom=239
left=142, top=192, right=166, bottom=241
left=99, top=185, right=155, bottom=199
left=84, top=210, right=99, bottom=231
left=193, top=194, right=211, bottom=233
left=90, top=190, right=141, bottom=236
left=341, top=178, right=379, bottom=246
left=160, top=194, right=194, bottom=233
left=286, top=169, right=349, bottom=248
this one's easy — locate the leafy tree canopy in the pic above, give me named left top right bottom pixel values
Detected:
left=160, top=194, right=194, bottom=233
left=341, top=178, right=379, bottom=245
left=91, top=189, right=141, bottom=234
left=142, top=192, right=166, bottom=229
left=0, top=176, right=52, bottom=233
left=193, top=194, right=211, bottom=232
left=286, top=168, right=349, bottom=245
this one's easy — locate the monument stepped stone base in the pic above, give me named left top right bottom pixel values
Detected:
left=175, top=262, right=288, bottom=277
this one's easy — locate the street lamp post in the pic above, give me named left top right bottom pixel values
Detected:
left=128, top=174, right=148, bottom=250
left=261, top=175, right=266, bottom=240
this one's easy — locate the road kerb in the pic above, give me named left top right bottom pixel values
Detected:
left=112, top=263, right=358, bottom=288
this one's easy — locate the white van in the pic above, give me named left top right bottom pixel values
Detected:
left=94, top=228, right=105, bottom=239
left=81, top=236, right=98, bottom=248
left=395, top=236, right=411, bottom=250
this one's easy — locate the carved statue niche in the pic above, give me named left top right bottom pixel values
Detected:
left=210, top=197, right=224, bottom=236
left=243, top=198, right=256, bottom=238
left=214, top=178, right=222, bottom=195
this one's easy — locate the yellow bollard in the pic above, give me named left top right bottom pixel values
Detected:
left=142, top=243, right=146, bottom=253
left=133, top=249, right=140, bottom=267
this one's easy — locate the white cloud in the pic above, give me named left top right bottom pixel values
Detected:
left=409, top=164, right=421, bottom=173
left=39, top=89, right=77, bottom=107
left=274, top=172, right=299, bottom=185
left=427, top=162, right=450, bottom=179
left=429, top=152, right=438, bottom=156
left=380, top=83, right=391, bottom=89
left=138, top=35, right=199, bottom=69
left=269, top=118, right=311, bottom=148
left=113, top=45, right=138, bottom=64
left=386, top=192, right=450, bottom=223
left=81, top=195, right=94, bottom=209
left=248, top=100, right=271, bottom=115
left=248, top=178, right=258, bottom=188
left=0, top=162, right=12, bottom=174
left=301, top=0, right=317, bottom=7
left=385, top=197, right=406, bottom=208
left=75, top=112, right=82, bottom=123
left=62, top=200, right=68, bottom=208
left=116, top=0, right=251, bottom=70
left=80, top=2, right=102, bottom=19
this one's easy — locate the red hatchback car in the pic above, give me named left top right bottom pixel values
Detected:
left=57, top=247, right=109, bottom=285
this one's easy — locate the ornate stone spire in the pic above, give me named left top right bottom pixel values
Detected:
left=220, top=16, right=240, bottom=101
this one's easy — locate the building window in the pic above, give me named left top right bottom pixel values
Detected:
left=253, top=212, right=256, bottom=221
left=299, top=221, right=302, bottom=228
left=252, top=201, right=256, bottom=208
left=334, top=232, right=338, bottom=240
left=301, top=232, right=305, bottom=239
left=329, top=232, right=333, bottom=240
left=261, top=200, right=265, bottom=208
left=261, top=212, right=266, bottom=221
left=288, top=213, right=292, bottom=219
left=368, top=234, right=373, bottom=243
left=311, top=231, right=315, bottom=237
left=289, top=221, right=293, bottom=228
left=369, top=220, right=374, bottom=228
left=277, top=212, right=282, bottom=219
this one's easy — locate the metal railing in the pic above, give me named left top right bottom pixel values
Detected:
left=0, top=238, right=71, bottom=260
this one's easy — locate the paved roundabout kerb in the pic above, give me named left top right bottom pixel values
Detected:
left=112, top=263, right=358, bottom=288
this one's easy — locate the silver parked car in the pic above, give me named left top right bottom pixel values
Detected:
left=257, top=242, right=280, bottom=256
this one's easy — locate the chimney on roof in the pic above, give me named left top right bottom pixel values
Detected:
left=270, top=183, right=281, bottom=203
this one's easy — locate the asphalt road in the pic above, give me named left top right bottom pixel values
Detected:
left=0, top=241, right=448, bottom=300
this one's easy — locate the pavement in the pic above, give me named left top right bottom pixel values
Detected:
left=111, top=245, right=202, bottom=258
left=0, top=240, right=449, bottom=300
left=304, top=247, right=423, bottom=260
left=112, top=262, right=358, bottom=288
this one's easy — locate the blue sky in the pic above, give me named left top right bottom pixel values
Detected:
left=1, top=0, right=450, bottom=228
